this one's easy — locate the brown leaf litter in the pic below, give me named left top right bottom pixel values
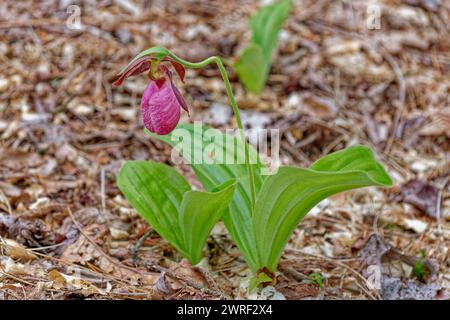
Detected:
left=0, top=0, right=449, bottom=299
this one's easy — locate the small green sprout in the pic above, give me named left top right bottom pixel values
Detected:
left=307, top=272, right=325, bottom=290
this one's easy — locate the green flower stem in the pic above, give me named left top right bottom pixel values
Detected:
left=168, top=52, right=257, bottom=207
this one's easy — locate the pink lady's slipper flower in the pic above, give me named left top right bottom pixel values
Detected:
left=113, top=53, right=188, bottom=135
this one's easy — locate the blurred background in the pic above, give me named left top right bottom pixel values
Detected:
left=0, top=0, right=448, bottom=299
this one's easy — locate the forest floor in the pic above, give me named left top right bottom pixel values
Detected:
left=0, top=0, right=449, bottom=300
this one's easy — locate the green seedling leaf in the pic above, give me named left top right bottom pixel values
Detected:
left=147, top=123, right=266, bottom=272
left=307, top=272, right=325, bottom=289
left=414, top=251, right=426, bottom=281
left=250, top=0, right=293, bottom=63
left=117, top=160, right=237, bottom=264
left=233, top=44, right=265, bottom=94
left=253, top=146, right=393, bottom=272
left=234, top=0, right=293, bottom=94
left=414, top=260, right=426, bottom=281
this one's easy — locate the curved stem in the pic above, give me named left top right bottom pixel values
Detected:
left=168, top=53, right=257, bottom=207
left=215, top=59, right=257, bottom=208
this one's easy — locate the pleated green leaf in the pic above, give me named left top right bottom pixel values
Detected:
left=253, top=146, right=393, bottom=272
left=147, top=124, right=266, bottom=272
left=179, top=179, right=237, bottom=264
left=250, top=0, right=293, bottom=64
left=234, top=0, right=292, bottom=94
left=117, top=160, right=237, bottom=264
left=233, top=44, right=266, bottom=94
left=117, top=161, right=188, bottom=253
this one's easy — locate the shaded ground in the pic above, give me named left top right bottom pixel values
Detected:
left=0, top=0, right=448, bottom=299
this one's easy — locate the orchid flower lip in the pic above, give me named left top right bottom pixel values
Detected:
left=141, top=80, right=182, bottom=135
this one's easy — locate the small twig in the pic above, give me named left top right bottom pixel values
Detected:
left=66, top=207, right=144, bottom=277
left=100, top=167, right=106, bottom=214
left=132, top=229, right=154, bottom=266
left=193, top=266, right=228, bottom=298
left=281, top=141, right=311, bottom=165
left=383, top=50, right=406, bottom=155
left=295, top=0, right=329, bottom=22
left=209, top=235, right=247, bottom=264
left=209, top=235, right=230, bottom=256
left=435, top=176, right=448, bottom=235
left=28, top=248, right=148, bottom=291
left=131, top=232, right=226, bottom=298
left=278, top=265, right=309, bottom=282
left=141, top=261, right=225, bottom=298
left=285, top=249, right=380, bottom=300
left=28, top=242, right=66, bottom=251
left=321, top=135, right=345, bottom=158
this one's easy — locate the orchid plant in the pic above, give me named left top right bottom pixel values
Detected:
left=114, top=47, right=392, bottom=289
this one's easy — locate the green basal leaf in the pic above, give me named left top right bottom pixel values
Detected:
left=117, top=160, right=237, bottom=264
left=117, top=161, right=189, bottom=252
left=146, top=124, right=266, bottom=272
left=179, top=179, right=237, bottom=264
left=234, top=0, right=293, bottom=94
left=253, top=146, right=393, bottom=272
left=233, top=44, right=265, bottom=94
left=250, top=0, right=292, bottom=64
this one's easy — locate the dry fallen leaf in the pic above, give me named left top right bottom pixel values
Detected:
left=356, top=234, right=441, bottom=300
left=1, top=238, right=37, bottom=261
left=399, top=179, right=440, bottom=218
left=299, top=93, right=338, bottom=119
left=154, top=272, right=177, bottom=295
left=419, top=109, right=450, bottom=138
left=2, top=257, right=36, bottom=276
